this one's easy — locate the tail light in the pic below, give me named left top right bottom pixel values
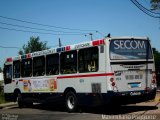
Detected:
left=111, top=82, right=116, bottom=87
left=144, top=87, right=150, bottom=92
left=110, top=78, right=114, bottom=82
left=151, top=72, right=157, bottom=88
left=110, top=77, right=116, bottom=87
left=152, top=72, right=157, bottom=84
left=152, top=79, right=156, bottom=84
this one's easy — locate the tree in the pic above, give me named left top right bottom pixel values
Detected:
left=150, top=0, right=160, bottom=10
left=19, top=36, right=49, bottom=55
left=153, top=48, right=160, bottom=86
left=153, top=48, right=160, bottom=62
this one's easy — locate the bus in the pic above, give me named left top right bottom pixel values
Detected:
left=3, top=36, right=157, bottom=112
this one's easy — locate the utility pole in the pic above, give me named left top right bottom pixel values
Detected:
left=89, top=33, right=93, bottom=41
left=59, top=38, right=62, bottom=47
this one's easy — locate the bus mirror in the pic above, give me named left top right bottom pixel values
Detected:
left=3, top=67, right=6, bottom=79
left=6, top=73, right=10, bottom=79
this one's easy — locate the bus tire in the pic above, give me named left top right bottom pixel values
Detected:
left=17, top=93, right=24, bottom=108
left=65, top=92, right=78, bottom=113
left=24, top=99, right=33, bottom=108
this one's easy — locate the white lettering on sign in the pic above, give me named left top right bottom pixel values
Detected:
left=32, top=49, right=56, bottom=57
left=75, top=42, right=91, bottom=49
left=114, top=40, right=146, bottom=50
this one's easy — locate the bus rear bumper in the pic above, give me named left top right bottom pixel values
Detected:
left=4, top=89, right=156, bottom=107
left=103, top=88, right=156, bottom=105
left=76, top=89, right=156, bottom=107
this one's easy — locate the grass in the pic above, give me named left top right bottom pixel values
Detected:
left=0, top=92, right=6, bottom=104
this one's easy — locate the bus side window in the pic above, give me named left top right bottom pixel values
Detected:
left=13, top=60, right=21, bottom=78
left=4, top=65, right=12, bottom=84
left=46, top=53, right=59, bottom=75
left=21, top=58, right=32, bottom=77
left=78, top=47, right=99, bottom=73
left=33, top=56, right=45, bottom=76
left=60, top=50, right=77, bottom=74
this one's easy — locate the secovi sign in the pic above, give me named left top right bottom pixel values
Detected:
left=113, top=40, right=146, bottom=50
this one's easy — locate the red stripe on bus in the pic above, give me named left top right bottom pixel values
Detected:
left=57, top=73, right=114, bottom=79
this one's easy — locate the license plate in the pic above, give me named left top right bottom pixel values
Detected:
left=125, top=75, right=143, bottom=80
left=128, top=83, right=141, bottom=88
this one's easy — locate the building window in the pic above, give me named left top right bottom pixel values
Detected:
left=33, top=56, right=45, bottom=76
left=60, top=50, right=77, bottom=74
left=78, top=47, right=98, bottom=73
left=46, top=54, right=59, bottom=75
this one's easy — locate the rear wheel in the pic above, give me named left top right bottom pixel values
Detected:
left=65, top=92, right=78, bottom=112
left=24, top=98, right=33, bottom=108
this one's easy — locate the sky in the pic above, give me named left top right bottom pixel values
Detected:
left=0, top=0, right=159, bottom=68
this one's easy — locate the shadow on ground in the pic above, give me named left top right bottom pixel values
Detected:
left=23, top=102, right=158, bottom=115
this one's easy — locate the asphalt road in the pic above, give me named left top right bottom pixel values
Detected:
left=0, top=100, right=160, bottom=120
left=0, top=93, right=160, bottom=120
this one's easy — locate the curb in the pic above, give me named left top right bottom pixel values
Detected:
left=155, top=90, right=160, bottom=102
left=157, top=90, right=160, bottom=92
left=0, top=102, right=17, bottom=109
left=154, top=96, right=160, bottom=102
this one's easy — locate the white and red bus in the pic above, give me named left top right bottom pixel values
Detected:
left=3, top=36, right=157, bottom=112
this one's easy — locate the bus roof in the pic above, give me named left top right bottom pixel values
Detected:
left=4, top=36, right=150, bottom=63
left=108, top=36, right=149, bottom=40
left=5, top=38, right=105, bottom=63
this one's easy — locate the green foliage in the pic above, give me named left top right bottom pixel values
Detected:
left=19, top=36, right=49, bottom=55
left=153, top=48, right=160, bottom=62
left=153, top=48, right=160, bottom=86
left=150, top=0, right=160, bottom=10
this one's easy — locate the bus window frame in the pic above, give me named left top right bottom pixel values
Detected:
left=33, top=56, right=45, bottom=76
left=13, top=60, right=21, bottom=78
left=78, top=46, right=99, bottom=73
left=21, top=58, right=33, bottom=77
left=46, top=53, right=59, bottom=76
left=60, top=50, right=77, bottom=74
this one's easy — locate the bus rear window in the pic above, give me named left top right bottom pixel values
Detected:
left=110, top=39, right=153, bottom=60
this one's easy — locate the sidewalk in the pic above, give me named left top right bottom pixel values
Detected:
left=0, top=102, right=17, bottom=109
left=155, top=91, right=160, bottom=102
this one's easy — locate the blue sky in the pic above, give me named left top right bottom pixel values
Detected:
left=0, top=0, right=159, bottom=68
